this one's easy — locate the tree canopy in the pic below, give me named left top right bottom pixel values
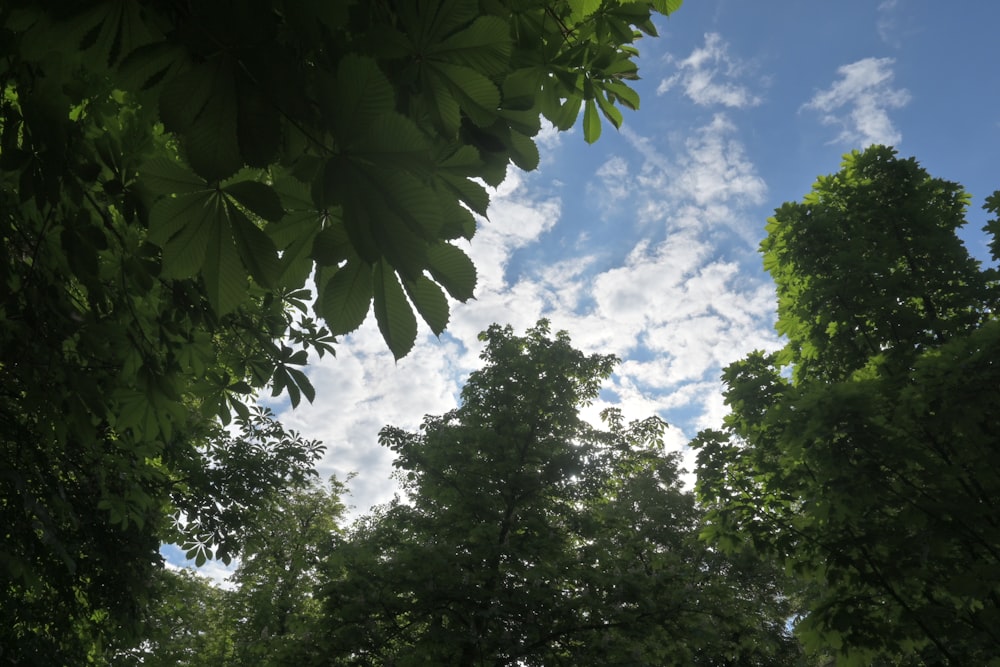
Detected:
left=1, top=0, right=682, bottom=660
left=317, top=322, right=803, bottom=666
left=694, top=146, right=1000, bottom=665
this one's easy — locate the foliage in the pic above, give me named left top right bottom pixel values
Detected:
left=0, top=0, right=681, bottom=659
left=317, top=322, right=804, bottom=666
left=110, top=568, right=234, bottom=667
left=694, top=146, right=1000, bottom=665
left=108, top=477, right=345, bottom=666
left=225, top=477, right=347, bottom=666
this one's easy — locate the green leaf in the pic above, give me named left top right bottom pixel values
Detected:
left=426, top=243, right=476, bottom=301
left=583, top=98, right=601, bottom=144
left=568, top=0, right=603, bottom=19
left=403, top=275, right=450, bottom=336
left=150, top=192, right=219, bottom=279
left=428, top=16, right=511, bottom=76
left=651, top=0, right=684, bottom=15
left=605, top=81, right=640, bottom=111
left=594, top=89, right=623, bottom=130
left=332, top=54, right=396, bottom=135
left=434, top=63, right=500, bottom=128
left=201, top=211, right=247, bottom=315
left=373, top=261, right=417, bottom=360
left=224, top=180, right=285, bottom=222
left=229, top=206, right=281, bottom=288
left=319, top=259, right=373, bottom=335
left=287, top=367, right=316, bottom=404
left=140, top=157, right=206, bottom=195
left=185, top=75, right=243, bottom=181
left=507, top=130, right=539, bottom=172
left=350, top=113, right=431, bottom=170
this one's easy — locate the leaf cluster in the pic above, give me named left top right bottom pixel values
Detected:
left=694, top=146, right=1000, bottom=665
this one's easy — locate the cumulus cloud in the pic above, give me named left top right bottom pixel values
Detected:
left=803, top=57, right=911, bottom=146
left=657, top=33, right=763, bottom=108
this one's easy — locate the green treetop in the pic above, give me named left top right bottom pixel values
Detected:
left=695, top=146, right=1000, bottom=665
left=317, top=322, right=804, bottom=666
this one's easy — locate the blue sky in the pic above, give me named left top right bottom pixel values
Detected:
left=168, top=0, right=1000, bottom=580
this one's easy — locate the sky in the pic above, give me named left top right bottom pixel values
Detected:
left=165, top=0, right=1000, bottom=581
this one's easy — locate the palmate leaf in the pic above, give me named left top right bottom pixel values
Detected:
left=149, top=191, right=219, bottom=279
left=201, top=208, right=247, bottom=315
left=229, top=206, right=281, bottom=288
left=319, top=259, right=373, bottom=335
left=431, top=62, right=500, bottom=128
left=139, top=157, right=206, bottom=195
left=373, top=260, right=418, bottom=360
left=224, top=180, right=285, bottom=222
left=427, top=15, right=511, bottom=76
left=331, top=54, right=396, bottom=135
left=184, top=71, right=242, bottom=182
left=426, top=242, right=476, bottom=301
left=403, top=275, right=450, bottom=336
left=652, top=0, right=684, bottom=14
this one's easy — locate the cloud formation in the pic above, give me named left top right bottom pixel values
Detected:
left=657, top=33, right=762, bottom=109
left=803, top=57, right=911, bottom=146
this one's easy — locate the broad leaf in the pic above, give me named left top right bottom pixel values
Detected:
left=319, top=259, right=373, bottom=335
left=373, top=261, right=417, bottom=360
left=229, top=206, right=281, bottom=288
left=426, top=243, right=476, bottom=301
left=403, top=275, right=450, bottom=336
left=225, top=180, right=285, bottom=222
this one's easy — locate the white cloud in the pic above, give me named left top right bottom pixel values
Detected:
left=267, top=113, right=780, bottom=520
left=657, top=33, right=763, bottom=108
left=803, top=57, right=911, bottom=146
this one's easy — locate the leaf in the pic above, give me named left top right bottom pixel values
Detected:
left=583, top=98, right=601, bottom=144
left=403, top=275, right=450, bottom=336
left=201, top=211, right=247, bottom=315
left=651, top=0, right=684, bottom=15
left=224, top=180, right=285, bottom=222
left=185, top=71, right=243, bottom=181
left=287, top=367, right=316, bottom=404
left=428, top=16, right=511, bottom=76
left=507, top=130, right=539, bottom=172
left=373, top=261, right=417, bottom=360
left=236, top=78, right=281, bottom=167
left=150, top=192, right=218, bottom=279
left=426, top=243, right=476, bottom=301
left=605, top=81, right=640, bottom=111
left=349, top=113, right=431, bottom=170
left=332, top=54, right=396, bottom=135
left=594, top=89, right=623, bottom=130
left=229, top=206, right=281, bottom=288
left=568, top=0, right=603, bottom=19
left=159, top=65, right=214, bottom=132
left=139, top=157, right=206, bottom=195
left=433, top=62, right=500, bottom=128
left=319, top=259, right=373, bottom=335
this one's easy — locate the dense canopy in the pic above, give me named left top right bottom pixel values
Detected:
left=0, top=0, right=681, bottom=660
left=695, top=146, right=1000, bottom=665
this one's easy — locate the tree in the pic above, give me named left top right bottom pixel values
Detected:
left=110, top=568, right=235, bottom=667
left=694, top=146, right=1000, bottom=665
left=226, top=477, right=347, bottom=666
left=317, top=322, right=803, bottom=666
left=1, top=0, right=682, bottom=658
left=111, top=478, right=346, bottom=667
